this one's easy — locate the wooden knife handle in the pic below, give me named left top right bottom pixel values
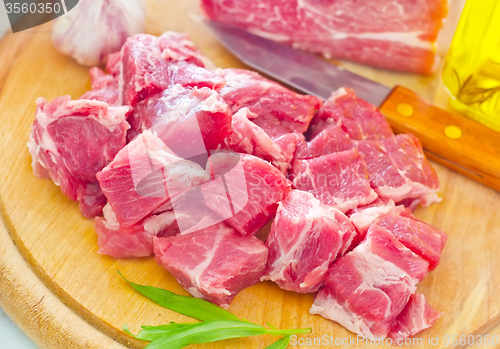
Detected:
left=379, top=85, right=500, bottom=192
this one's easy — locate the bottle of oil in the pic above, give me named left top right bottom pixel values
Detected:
left=442, top=0, right=500, bottom=132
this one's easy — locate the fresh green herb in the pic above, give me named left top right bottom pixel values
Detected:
left=141, top=320, right=309, bottom=349
left=119, top=271, right=311, bottom=349
left=265, top=336, right=292, bottom=349
left=118, top=271, right=239, bottom=321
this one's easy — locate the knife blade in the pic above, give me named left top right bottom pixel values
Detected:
left=200, top=18, right=500, bottom=192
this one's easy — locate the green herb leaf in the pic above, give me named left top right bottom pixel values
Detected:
left=118, top=271, right=239, bottom=322
left=126, top=323, right=195, bottom=342
left=265, top=336, right=291, bottom=349
left=144, top=320, right=310, bottom=349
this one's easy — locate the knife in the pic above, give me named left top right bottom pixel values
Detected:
left=199, top=18, right=500, bottom=192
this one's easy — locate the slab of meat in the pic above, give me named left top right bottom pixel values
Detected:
left=291, top=149, right=378, bottom=213
left=153, top=222, right=268, bottom=308
left=96, top=130, right=209, bottom=227
left=388, top=293, right=443, bottom=343
left=356, top=134, right=441, bottom=206
left=374, top=207, right=447, bottom=270
left=264, top=190, right=358, bottom=293
left=201, top=0, right=447, bottom=74
left=201, top=152, right=291, bottom=236
left=310, top=225, right=429, bottom=341
left=222, top=108, right=302, bottom=173
left=128, top=84, right=232, bottom=163
left=80, top=67, right=120, bottom=106
left=310, top=88, right=393, bottom=142
left=95, top=203, right=182, bottom=258
left=120, top=32, right=224, bottom=106
left=28, top=96, right=130, bottom=218
left=296, top=119, right=354, bottom=160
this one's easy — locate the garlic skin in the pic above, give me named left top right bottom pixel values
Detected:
left=52, top=0, right=146, bottom=66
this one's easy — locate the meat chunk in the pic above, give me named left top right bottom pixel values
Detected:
left=347, top=198, right=396, bottom=237
left=388, top=293, right=443, bottom=343
left=96, top=130, right=209, bottom=227
left=291, top=149, right=378, bottom=213
left=201, top=0, right=447, bottom=74
left=374, top=207, right=447, bottom=270
left=120, top=32, right=223, bottom=106
left=128, top=84, right=232, bottom=163
left=310, top=225, right=429, bottom=341
left=310, top=88, right=393, bottom=142
left=356, top=134, right=441, bottom=206
left=217, top=68, right=320, bottom=173
left=222, top=108, right=302, bottom=173
left=201, top=152, right=291, bottom=236
left=154, top=222, right=268, bottom=308
left=296, top=120, right=354, bottom=160
left=80, top=67, right=120, bottom=105
left=28, top=96, right=130, bottom=218
left=217, top=68, right=321, bottom=136
left=95, top=204, right=181, bottom=258
left=264, top=190, right=358, bottom=293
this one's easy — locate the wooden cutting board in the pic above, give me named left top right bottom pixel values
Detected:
left=1, top=1, right=500, bottom=348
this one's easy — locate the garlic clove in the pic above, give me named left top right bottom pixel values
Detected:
left=52, top=0, right=146, bottom=66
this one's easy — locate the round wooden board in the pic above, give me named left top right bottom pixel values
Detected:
left=1, top=1, right=500, bottom=348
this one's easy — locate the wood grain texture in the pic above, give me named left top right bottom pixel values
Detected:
left=0, top=1, right=499, bottom=349
left=379, top=85, right=500, bottom=191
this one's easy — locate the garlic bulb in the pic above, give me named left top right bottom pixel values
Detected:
left=52, top=0, right=146, bottom=66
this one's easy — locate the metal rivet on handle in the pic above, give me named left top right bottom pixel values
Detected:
left=396, top=103, right=414, bottom=117
left=444, top=125, right=462, bottom=139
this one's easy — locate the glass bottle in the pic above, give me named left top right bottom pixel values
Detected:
left=442, top=0, right=500, bottom=132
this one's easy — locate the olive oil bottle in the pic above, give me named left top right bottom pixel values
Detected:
left=442, top=0, right=500, bottom=132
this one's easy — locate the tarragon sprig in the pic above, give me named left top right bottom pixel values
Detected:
left=118, top=271, right=311, bottom=349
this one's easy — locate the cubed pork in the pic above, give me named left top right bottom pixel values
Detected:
left=128, top=84, right=232, bottom=163
left=96, top=130, right=209, bottom=227
left=201, top=152, right=291, bottom=236
left=310, top=225, right=429, bottom=341
left=291, top=149, right=378, bottom=212
left=153, top=222, right=268, bottom=309
left=80, top=67, right=120, bottom=105
left=388, top=293, right=443, bottom=343
left=264, top=190, right=358, bottom=293
left=28, top=96, right=130, bottom=218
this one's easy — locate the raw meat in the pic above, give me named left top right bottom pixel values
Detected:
left=120, top=32, right=224, bottom=106
left=217, top=68, right=320, bottom=173
left=106, top=51, right=121, bottom=76
left=201, top=0, right=447, bottom=74
left=347, top=198, right=396, bottom=237
left=310, top=225, right=429, bottom=341
left=375, top=207, right=447, bottom=270
left=28, top=96, right=130, bottom=218
left=201, top=152, right=291, bottom=236
left=356, top=134, right=441, bottom=206
left=388, top=293, right=443, bottom=343
left=80, top=67, right=120, bottom=105
left=222, top=108, right=302, bottom=173
left=96, top=130, right=209, bottom=227
left=217, top=68, right=321, bottom=136
left=291, top=149, right=378, bottom=212
left=153, top=222, right=268, bottom=308
left=296, top=120, right=354, bottom=160
left=264, top=190, right=358, bottom=293
left=310, top=88, right=393, bottom=142
left=95, top=203, right=181, bottom=258
left=128, top=84, right=232, bottom=163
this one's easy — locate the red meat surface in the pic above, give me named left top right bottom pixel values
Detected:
left=80, top=67, right=120, bottom=106
left=264, top=190, right=358, bottom=293
left=201, top=0, right=447, bottom=74
left=28, top=96, right=130, bottom=218
left=154, top=222, right=268, bottom=308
